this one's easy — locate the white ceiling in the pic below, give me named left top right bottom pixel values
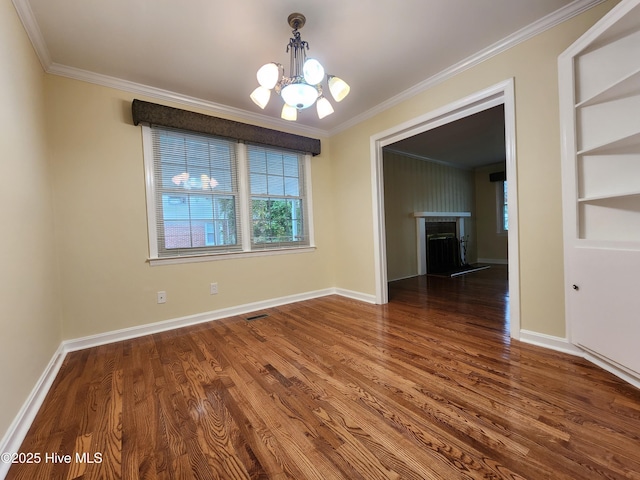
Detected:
left=387, top=105, right=506, bottom=169
left=14, top=0, right=600, bottom=160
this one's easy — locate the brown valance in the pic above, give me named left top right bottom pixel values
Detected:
left=131, top=99, right=321, bottom=156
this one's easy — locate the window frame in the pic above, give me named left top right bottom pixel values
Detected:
left=496, top=180, right=508, bottom=235
left=142, top=126, right=315, bottom=265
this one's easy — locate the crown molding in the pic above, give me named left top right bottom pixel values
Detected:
left=328, top=0, right=607, bottom=135
left=46, top=63, right=329, bottom=138
left=13, top=0, right=605, bottom=138
left=11, top=0, right=51, bottom=69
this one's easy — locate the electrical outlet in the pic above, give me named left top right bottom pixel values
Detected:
left=157, top=291, right=166, bottom=304
left=210, top=283, right=218, bottom=295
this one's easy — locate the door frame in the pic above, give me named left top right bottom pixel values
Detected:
left=369, top=79, right=521, bottom=339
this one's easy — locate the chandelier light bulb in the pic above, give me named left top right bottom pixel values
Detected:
left=316, top=96, right=334, bottom=119
left=328, top=76, right=350, bottom=102
left=250, top=86, right=271, bottom=109
left=281, top=82, right=319, bottom=110
left=256, top=63, right=280, bottom=89
left=303, top=59, right=325, bottom=86
left=281, top=103, right=298, bottom=121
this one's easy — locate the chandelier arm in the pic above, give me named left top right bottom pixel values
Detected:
left=250, top=12, right=348, bottom=120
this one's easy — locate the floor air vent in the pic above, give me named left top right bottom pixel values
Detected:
left=246, top=313, right=269, bottom=321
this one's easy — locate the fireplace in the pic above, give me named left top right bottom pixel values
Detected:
left=413, top=211, right=470, bottom=275
left=425, top=222, right=460, bottom=274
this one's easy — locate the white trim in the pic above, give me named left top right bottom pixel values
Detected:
left=519, top=329, right=583, bottom=356
left=581, top=350, right=640, bottom=390
left=333, top=288, right=377, bottom=304
left=148, top=246, right=317, bottom=266
left=413, top=211, right=471, bottom=218
left=303, top=154, right=316, bottom=247
left=10, top=0, right=51, bottom=70
left=62, top=288, right=340, bottom=352
left=141, top=126, right=159, bottom=259
left=11, top=0, right=604, bottom=138
left=503, top=79, right=521, bottom=340
left=236, top=143, right=252, bottom=251
left=0, top=344, right=66, bottom=479
left=370, top=79, right=521, bottom=340
left=519, top=330, right=640, bottom=390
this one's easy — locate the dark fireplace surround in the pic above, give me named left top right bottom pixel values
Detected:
left=413, top=212, right=470, bottom=275
left=425, top=222, right=461, bottom=274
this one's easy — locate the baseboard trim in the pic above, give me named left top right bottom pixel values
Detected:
left=0, top=344, right=67, bottom=479
left=333, top=288, right=377, bottom=304
left=519, top=329, right=640, bottom=389
left=63, top=288, right=340, bottom=353
left=580, top=349, right=640, bottom=390
left=519, top=329, right=583, bottom=356
left=2, top=286, right=375, bottom=479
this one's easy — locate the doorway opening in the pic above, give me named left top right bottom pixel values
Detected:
left=370, top=79, right=520, bottom=339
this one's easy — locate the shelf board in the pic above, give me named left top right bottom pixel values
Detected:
left=578, top=190, right=640, bottom=203
left=577, top=130, right=640, bottom=156
left=576, top=68, right=640, bottom=108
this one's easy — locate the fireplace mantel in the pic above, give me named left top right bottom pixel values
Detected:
left=414, top=212, right=471, bottom=274
left=413, top=211, right=471, bottom=218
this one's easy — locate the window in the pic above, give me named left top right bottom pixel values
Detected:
left=248, top=145, right=306, bottom=247
left=143, top=126, right=313, bottom=263
left=497, top=180, right=508, bottom=234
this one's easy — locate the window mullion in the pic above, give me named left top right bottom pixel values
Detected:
left=236, top=143, right=252, bottom=251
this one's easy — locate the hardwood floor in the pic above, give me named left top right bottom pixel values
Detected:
left=7, top=266, right=640, bottom=479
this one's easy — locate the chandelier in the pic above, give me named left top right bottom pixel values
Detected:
left=250, top=13, right=350, bottom=121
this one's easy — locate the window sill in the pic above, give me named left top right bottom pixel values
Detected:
left=148, top=245, right=317, bottom=266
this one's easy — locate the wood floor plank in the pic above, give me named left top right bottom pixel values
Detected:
left=7, top=266, right=640, bottom=479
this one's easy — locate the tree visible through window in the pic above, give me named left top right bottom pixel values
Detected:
left=248, top=145, right=306, bottom=246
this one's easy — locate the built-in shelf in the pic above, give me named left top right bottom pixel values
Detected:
left=578, top=190, right=640, bottom=203
left=559, top=0, right=640, bottom=385
left=576, top=68, right=640, bottom=108
left=577, top=130, right=640, bottom=156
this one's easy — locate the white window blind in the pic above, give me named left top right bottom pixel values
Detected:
left=248, top=145, right=309, bottom=248
left=151, top=128, right=241, bottom=257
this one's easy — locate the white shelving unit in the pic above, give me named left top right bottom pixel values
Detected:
left=559, top=0, right=640, bottom=382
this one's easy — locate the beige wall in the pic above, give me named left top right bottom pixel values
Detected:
left=0, top=0, right=61, bottom=438
left=329, top=1, right=617, bottom=337
left=45, top=75, right=336, bottom=340
left=475, top=163, right=508, bottom=262
left=383, top=151, right=476, bottom=280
